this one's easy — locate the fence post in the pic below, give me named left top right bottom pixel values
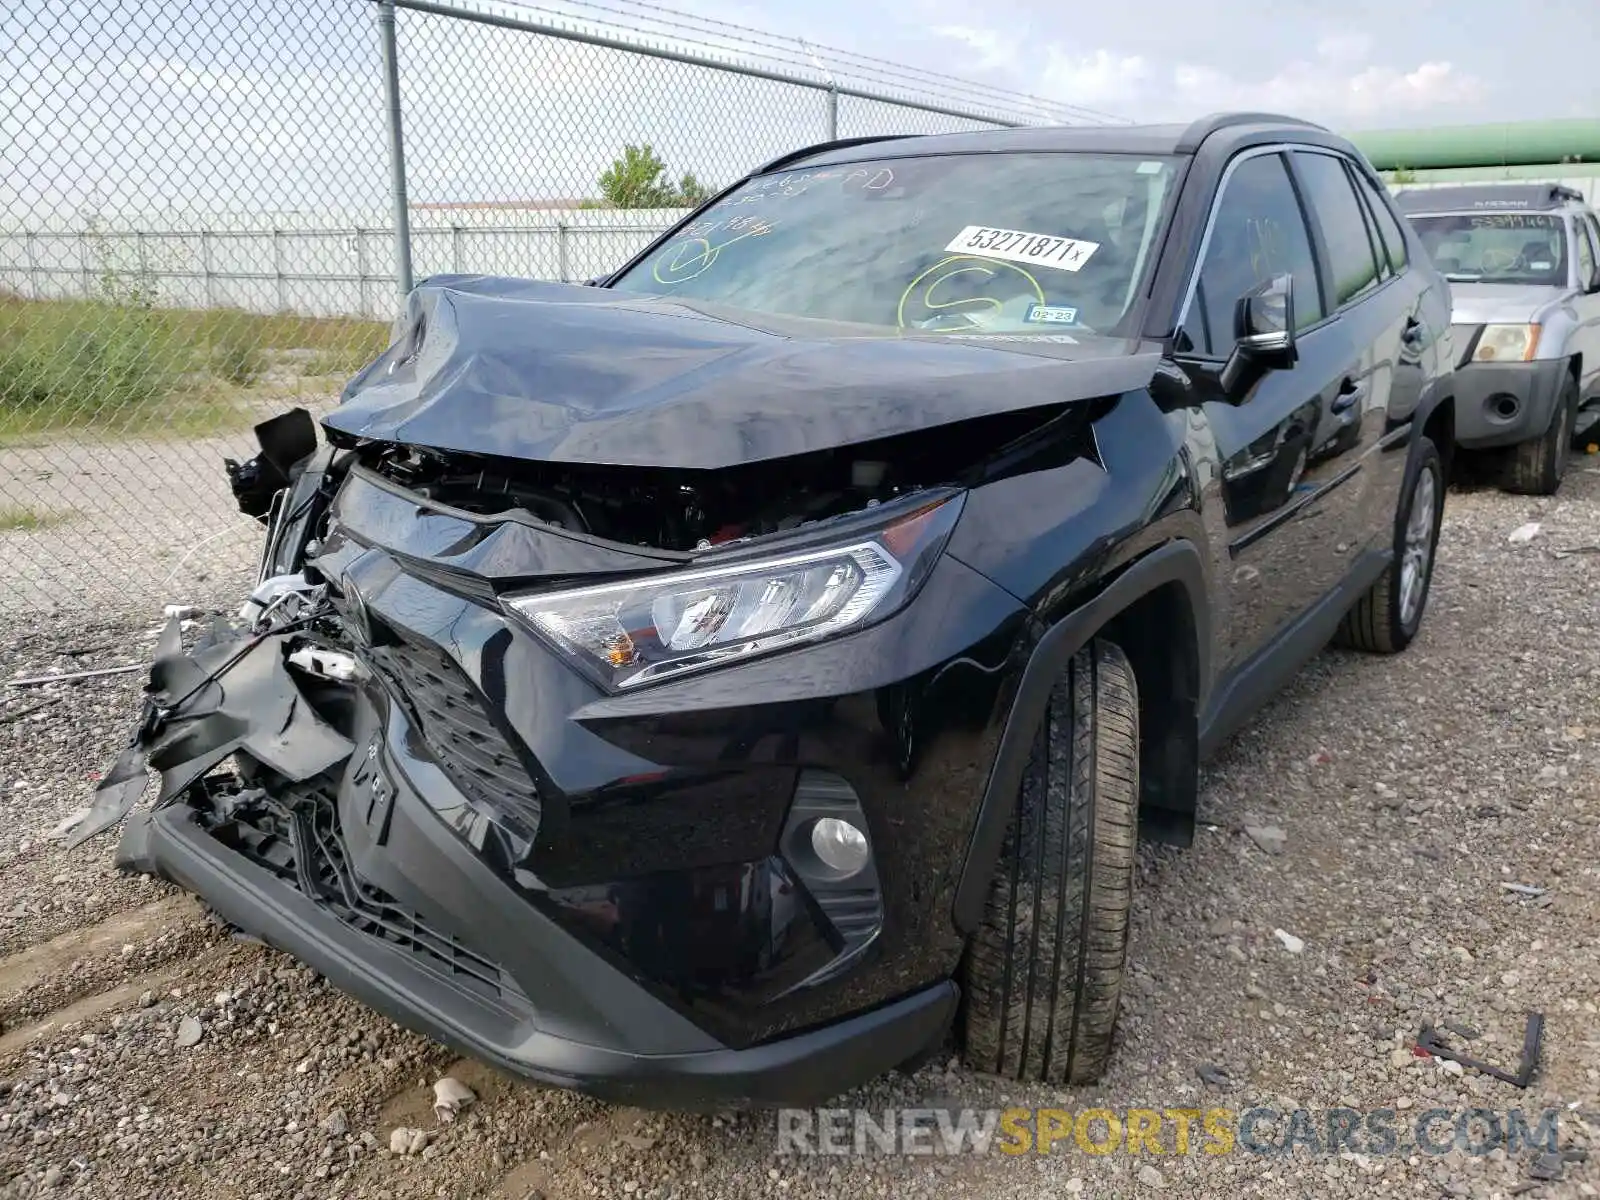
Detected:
left=376, top=0, right=414, bottom=300
left=272, top=228, right=286, bottom=311
left=451, top=224, right=463, bottom=272
left=557, top=222, right=569, bottom=282
left=199, top=230, right=215, bottom=308
left=79, top=231, right=92, bottom=299
left=25, top=231, right=39, bottom=300
left=356, top=228, right=370, bottom=318
left=826, top=85, right=839, bottom=140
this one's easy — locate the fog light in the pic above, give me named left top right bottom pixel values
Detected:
left=811, top=817, right=870, bottom=875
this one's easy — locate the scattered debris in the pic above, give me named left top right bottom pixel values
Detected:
left=1501, top=883, right=1547, bottom=898
left=1, top=697, right=63, bottom=724
left=1550, top=544, right=1600, bottom=559
left=47, top=808, right=90, bottom=840
left=163, top=604, right=204, bottom=621
left=174, top=1016, right=203, bottom=1049
left=1273, top=928, right=1305, bottom=954
left=1527, top=1151, right=1565, bottom=1181
left=1244, top=824, right=1288, bottom=855
left=8, top=664, right=143, bottom=688
left=1137, top=1164, right=1166, bottom=1189
left=1507, top=522, right=1543, bottom=543
left=322, top=1108, right=348, bottom=1138
left=1195, top=1063, right=1232, bottom=1089
left=432, top=1076, right=477, bottom=1123
left=1416, top=1013, right=1544, bottom=1088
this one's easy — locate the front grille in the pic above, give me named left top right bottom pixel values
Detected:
left=207, top=778, right=527, bottom=1010
left=367, top=640, right=542, bottom=836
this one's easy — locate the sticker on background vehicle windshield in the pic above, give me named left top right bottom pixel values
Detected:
left=1024, top=303, right=1080, bottom=325
left=944, top=226, right=1100, bottom=272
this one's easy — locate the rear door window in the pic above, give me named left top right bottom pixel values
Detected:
left=1353, top=169, right=1409, bottom=273
left=1574, top=215, right=1597, bottom=288
left=1292, top=151, right=1383, bottom=307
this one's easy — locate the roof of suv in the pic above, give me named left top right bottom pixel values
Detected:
left=757, top=112, right=1335, bottom=174
left=1392, top=183, right=1588, bottom=214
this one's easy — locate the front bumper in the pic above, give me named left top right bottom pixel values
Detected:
left=1451, top=357, right=1569, bottom=449
left=101, top=465, right=1027, bottom=1105
left=118, top=791, right=956, bottom=1109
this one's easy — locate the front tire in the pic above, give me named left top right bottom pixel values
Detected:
left=1335, top=437, right=1443, bottom=654
left=1503, top=374, right=1577, bottom=495
left=962, top=639, right=1138, bottom=1085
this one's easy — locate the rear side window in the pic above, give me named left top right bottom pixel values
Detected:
left=1576, top=216, right=1597, bottom=288
left=1352, top=169, right=1409, bottom=273
left=1293, top=151, right=1382, bottom=306
left=1179, top=153, right=1323, bottom=356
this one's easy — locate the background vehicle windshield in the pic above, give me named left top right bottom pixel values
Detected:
left=610, top=153, right=1181, bottom=336
left=1409, top=213, right=1569, bottom=286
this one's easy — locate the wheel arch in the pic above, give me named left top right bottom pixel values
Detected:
left=951, top=539, right=1209, bottom=934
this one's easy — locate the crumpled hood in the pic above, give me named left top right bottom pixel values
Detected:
left=323, top=275, right=1160, bottom=469
left=1448, top=283, right=1570, bottom=327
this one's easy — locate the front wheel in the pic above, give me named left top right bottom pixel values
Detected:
left=962, top=639, right=1138, bottom=1085
left=1335, top=437, right=1443, bottom=654
left=1503, top=374, right=1577, bottom=495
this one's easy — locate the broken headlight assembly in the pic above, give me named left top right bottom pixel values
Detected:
left=504, top=493, right=963, bottom=690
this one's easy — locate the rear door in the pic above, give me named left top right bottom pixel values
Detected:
left=1571, top=214, right=1600, bottom=406
left=1173, top=148, right=1364, bottom=670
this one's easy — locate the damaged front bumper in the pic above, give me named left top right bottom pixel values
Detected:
left=90, top=451, right=1027, bottom=1107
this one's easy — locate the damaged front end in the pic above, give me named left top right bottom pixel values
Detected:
left=84, top=277, right=1118, bottom=1103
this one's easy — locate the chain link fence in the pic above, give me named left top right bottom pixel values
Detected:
left=0, top=0, right=1116, bottom=615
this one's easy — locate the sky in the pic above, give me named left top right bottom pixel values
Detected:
left=2, top=0, right=1597, bottom=226
left=720, top=0, right=1600, bottom=128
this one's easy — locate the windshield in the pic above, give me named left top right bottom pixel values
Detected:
left=610, top=152, right=1181, bottom=337
left=1409, top=212, right=1569, bottom=286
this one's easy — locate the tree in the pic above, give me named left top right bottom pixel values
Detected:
left=596, top=145, right=715, bottom=208
left=599, top=144, right=677, bottom=209
left=676, top=172, right=711, bottom=207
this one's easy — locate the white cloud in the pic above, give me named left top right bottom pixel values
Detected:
left=1027, top=30, right=1482, bottom=126
left=931, top=25, right=1023, bottom=72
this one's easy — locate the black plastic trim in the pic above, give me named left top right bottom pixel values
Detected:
left=122, top=804, right=957, bottom=1109
left=951, top=539, right=1208, bottom=932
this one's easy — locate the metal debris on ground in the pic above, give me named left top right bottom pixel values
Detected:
left=8, top=664, right=145, bottom=688
left=1415, top=1012, right=1544, bottom=1088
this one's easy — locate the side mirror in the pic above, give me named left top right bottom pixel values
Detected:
left=1219, top=273, right=1298, bottom=397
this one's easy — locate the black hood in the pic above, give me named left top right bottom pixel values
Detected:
left=324, top=275, right=1160, bottom=469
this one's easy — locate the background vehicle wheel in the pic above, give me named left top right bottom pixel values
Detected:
left=962, top=639, right=1138, bottom=1085
left=1335, top=437, right=1443, bottom=654
left=1503, top=374, right=1577, bottom=495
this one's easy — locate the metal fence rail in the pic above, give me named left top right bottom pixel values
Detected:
left=0, top=0, right=1113, bottom=614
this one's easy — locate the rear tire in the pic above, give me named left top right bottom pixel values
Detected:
left=962, top=639, right=1138, bottom=1085
left=1336, top=437, right=1443, bottom=654
left=1503, top=374, right=1577, bottom=495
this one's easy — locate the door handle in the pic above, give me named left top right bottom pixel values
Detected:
left=1331, top=377, right=1366, bottom=414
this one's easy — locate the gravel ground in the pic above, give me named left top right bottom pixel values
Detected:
left=1, top=464, right=1598, bottom=1200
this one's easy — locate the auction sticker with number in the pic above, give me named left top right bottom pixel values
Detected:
left=945, top=226, right=1101, bottom=272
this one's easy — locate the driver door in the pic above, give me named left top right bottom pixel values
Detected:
left=1175, top=149, right=1367, bottom=670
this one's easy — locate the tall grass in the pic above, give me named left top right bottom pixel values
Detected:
left=0, top=296, right=388, bottom=439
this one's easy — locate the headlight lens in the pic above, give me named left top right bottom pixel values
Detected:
left=505, top=494, right=962, bottom=690
left=1475, top=324, right=1540, bottom=362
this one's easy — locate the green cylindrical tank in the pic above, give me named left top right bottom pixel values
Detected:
left=1350, top=119, right=1600, bottom=171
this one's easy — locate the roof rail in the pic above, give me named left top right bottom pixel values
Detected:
left=754, top=135, right=916, bottom=176
left=1176, top=111, right=1327, bottom=152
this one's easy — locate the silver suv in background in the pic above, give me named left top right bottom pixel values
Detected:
left=1396, top=183, right=1600, bottom=494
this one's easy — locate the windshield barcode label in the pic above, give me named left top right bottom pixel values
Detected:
left=944, top=226, right=1101, bottom=272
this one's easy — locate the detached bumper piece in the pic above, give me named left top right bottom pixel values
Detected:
left=105, top=616, right=953, bottom=1109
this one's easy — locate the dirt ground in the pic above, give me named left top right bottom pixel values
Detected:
left=1, top=464, right=1598, bottom=1200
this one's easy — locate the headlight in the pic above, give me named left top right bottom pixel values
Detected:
left=504, top=494, right=963, bottom=690
left=1474, top=324, right=1540, bottom=362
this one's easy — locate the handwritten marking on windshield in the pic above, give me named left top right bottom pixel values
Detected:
left=897, top=255, right=1045, bottom=330
left=652, top=219, right=777, bottom=284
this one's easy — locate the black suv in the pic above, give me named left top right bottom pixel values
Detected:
left=92, top=113, right=1454, bottom=1107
